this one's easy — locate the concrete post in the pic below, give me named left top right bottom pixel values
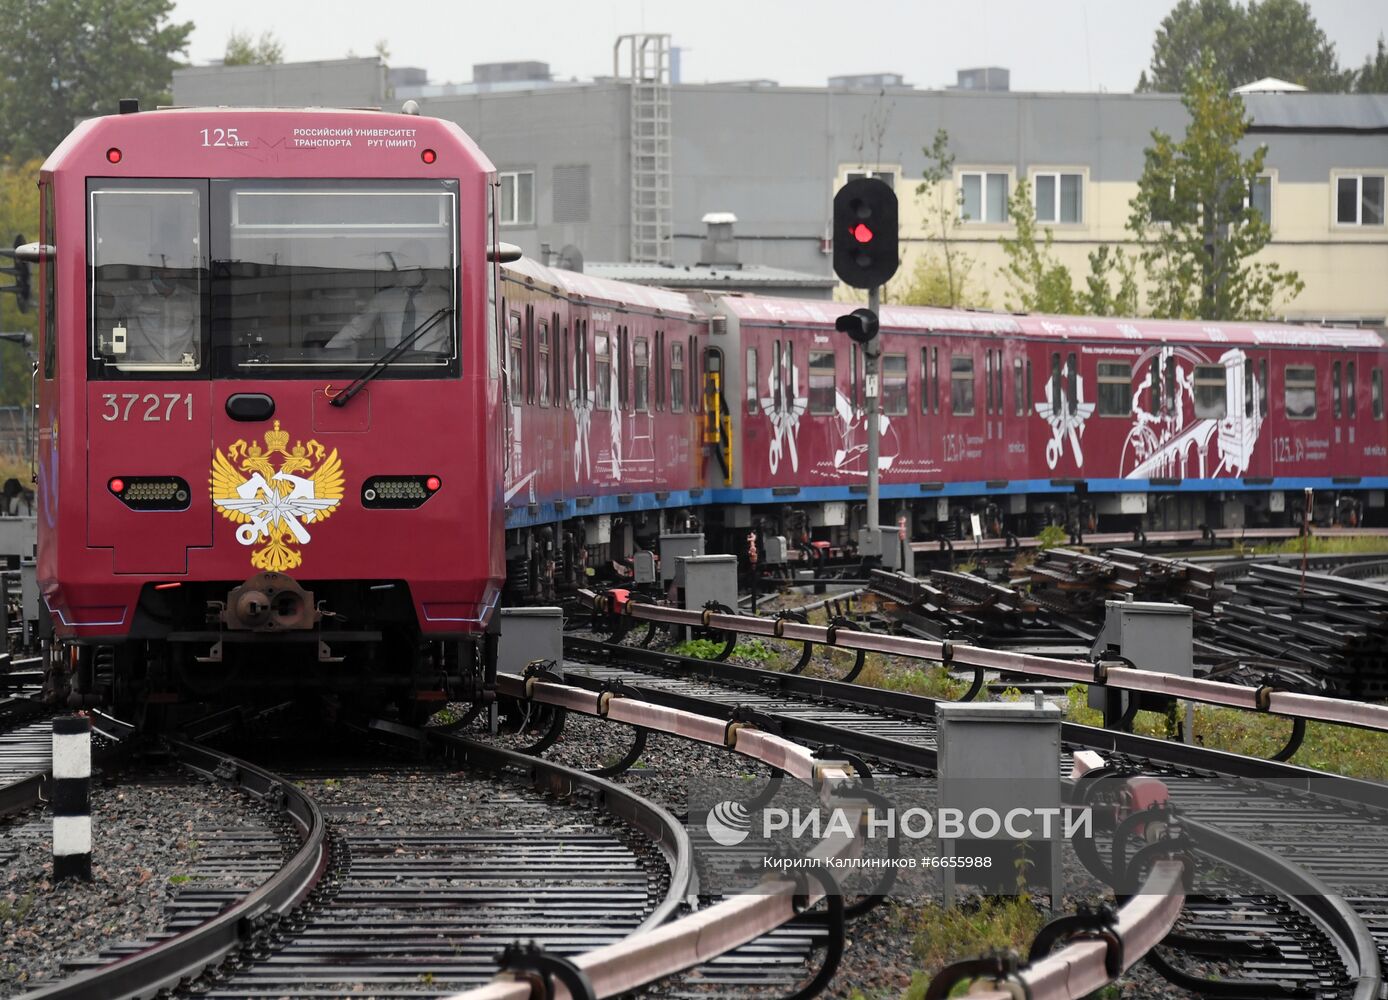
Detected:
left=51, top=714, right=92, bottom=881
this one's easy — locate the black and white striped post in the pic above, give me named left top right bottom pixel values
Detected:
left=51, top=714, right=92, bottom=880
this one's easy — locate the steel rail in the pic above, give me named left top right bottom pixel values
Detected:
left=22, top=736, right=328, bottom=1000
left=364, top=719, right=697, bottom=933
left=0, top=711, right=134, bottom=818
left=443, top=671, right=871, bottom=1000
left=584, top=590, right=1388, bottom=733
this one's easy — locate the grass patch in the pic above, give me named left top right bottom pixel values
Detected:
left=1036, top=524, right=1069, bottom=550
left=1064, top=683, right=1388, bottom=782
left=672, top=637, right=778, bottom=663
left=0, top=892, right=34, bottom=922
left=903, top=897, right=1045, bottom=988
left=167, top=874, right=193, bottom=885
left=854, top=655, right=967, bottom=700
left=1251, top=535, right=1388, bottom=556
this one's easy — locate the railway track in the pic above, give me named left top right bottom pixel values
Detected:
left=550, top=599, right=1387, bottom=999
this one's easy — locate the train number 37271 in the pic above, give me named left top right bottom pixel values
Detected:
left=101, top=393, right=194, bottom=422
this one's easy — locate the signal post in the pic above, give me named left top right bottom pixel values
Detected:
left=832, top=179, right=898, bottom=561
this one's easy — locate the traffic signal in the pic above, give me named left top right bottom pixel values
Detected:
left=833, top=177, right=898, bottom=289
left=0, top=235, right=32, bottom=314
left=835, top=308, right=879, bottom=345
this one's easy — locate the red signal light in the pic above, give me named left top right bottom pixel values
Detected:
left=106, top=148, right=122, bottom=164
left=850, top=222, right=874, bottom=243
left=421, top=149, right=437, bottom=164
left=108, top=478, right=125, bottom=494
left=425, top=476, right=442, bottom=492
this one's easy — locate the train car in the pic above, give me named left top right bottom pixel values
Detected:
left=498, top=277, right=1387, bottom=581
left=32, top=103, right=505, bottom=716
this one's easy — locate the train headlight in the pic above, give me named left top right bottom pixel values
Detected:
left=106, top=476, right=191, bottom=511
left=361, top=476, right=441, bottom=509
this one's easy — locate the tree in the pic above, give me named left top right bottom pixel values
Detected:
left=1129, top=57, right=1303, bottom=320
left=1139, top=0, right=1349, bottom=92
left=0, top=160, right=41, bottom=413
left=0, top=0, right=193, bottom=161
left=996, top=179, right=1077, bottom=314
left=1078, top=246, right=1140, bottom=317
left=906, top=130, right=989, bottom=309
left=1355, top=36, right=1388, bottom=93
left=224, top=30, right=283, bottom=67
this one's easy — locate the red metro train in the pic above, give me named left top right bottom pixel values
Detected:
left=34, top=106, right=505, bottom=713
left=29, top=104, right=1388, bottom=713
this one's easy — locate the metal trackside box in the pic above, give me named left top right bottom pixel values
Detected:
left=680, top=554, right=738, bottom=613
left=659, top=533, right=705, bottom=584
left=498, top=606, right=563, bottom=673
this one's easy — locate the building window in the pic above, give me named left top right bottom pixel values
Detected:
left=846, top=169, right=895, bottom=188
left=809, top=350, right=836, bottom=414
left=1285, top=365, right=1316, bottom=419
left=1034, top=172, right=1083, bottom=224
left=1097, top=361, right=1131, bottom=417
left=1336, top=174, right=1385, bottom=226
left=671, top=342, right=684, bottom=412
left=1193, top=365, right=1227, bottom=419
left=1248, top=175, right=1272, bottom=225
left=959, top=171, right=1009, bottom=223
left=594, top=332, right=611, bottom=410
left=882, top=353, right=907, bottom=415
left=951, top=355, right=975, bottom=415
left=634, top=337, right=649, bottom=412
left=746, top=348, right=758, bottom=415
left=499, top=170, right=535, bottom=226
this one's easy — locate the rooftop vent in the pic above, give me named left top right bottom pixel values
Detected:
left=699, top=212, right=739, bottom=268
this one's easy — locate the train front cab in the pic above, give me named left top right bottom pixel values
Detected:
left=36, top=112, right=505, bottom=716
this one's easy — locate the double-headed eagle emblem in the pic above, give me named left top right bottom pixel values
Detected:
left=211, top=420, right=345, bottom=571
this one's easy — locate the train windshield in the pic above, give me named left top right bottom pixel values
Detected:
left=89, top=178, right=459, bottom=379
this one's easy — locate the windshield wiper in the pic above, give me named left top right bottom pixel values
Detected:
left=330, top=307, right=453, bottom=408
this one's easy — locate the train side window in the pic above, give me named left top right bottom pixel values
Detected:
left=1026, top=359, right=1033, bottom=411
left=689, top=335, right=700, bottom=412
left=1193, top=364, right=1227, bottom=419
left=810, top=350, right=836, bottom=414
left=1332, top=360, right=1342, bottom=419
left=507, top=311, right=522, bottom=403
left=850, top=344, right=860, bottom=410
left=920, top=349, right=929, bottom=415
left=984, top=350, right=993, bottom=414
left=995, top=350, right=1005, bottom=414
left=746, top=347, right=758, bottom=415
left=1066, top=352, right=1078, bottom=410
left=1097, top=361, right=1131, bottom=417
left=618, top=327, right=629, bottom=410
left=653, top=331, right=664, bottom=410
left=1373, top=367, right=1384, bottom=420
left=1285, top=365, right=1316, bottom=420
left=882, top=353, right=907, bottom=415
left=41, top=182, right=56, bottom=380
left=1259, top=359, right=1268, bottom=417
left=1165, top=355, right=1177, bottom=412
left=536, top=318, right=549, bottom=406
left=771, top=341, right=783, bottom=411
left=931, top=347, right=939, bottom=414
left=634, top=336, right=650, bottom=412
left=1012, top=357, right=1023, bottom=416
left=1244, top=358, right=1254, bottom=417
left=554, top=313, right=563, bottom=401
left=1050, top=353, right=1062, bottom=411
left=1148, top=358, right=1160, bottom=413
left=525, top=306, right=535, bottom=404
left=1347, top=360, right=1356, bottom=417
left=594, top=331, right=611, bottom=410
left=671, top=341, right=684, bottom=412
left=782, top=340, right=795, bottom=412
left=951, top=355, right=975, bottom=415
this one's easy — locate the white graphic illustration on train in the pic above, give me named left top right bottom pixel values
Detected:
left=569, top=343, right=593, bottom=482
left=1120, top=346, right=1262, bottom=479
left=831, top=391, right=898, bottom=475
left=1035, top=357, right=1095, bottom=469
left=759, top=345, right=808, bottom=474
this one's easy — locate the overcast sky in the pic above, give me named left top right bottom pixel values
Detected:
left=173, top=0, right=1388, bottom=93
